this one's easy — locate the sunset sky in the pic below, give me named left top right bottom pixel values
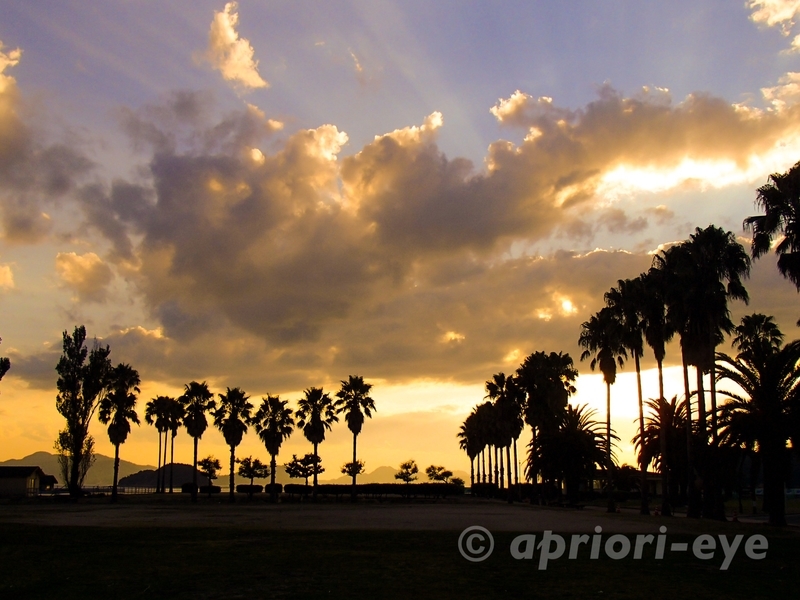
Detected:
left=2, top=1, right=800, bottom=479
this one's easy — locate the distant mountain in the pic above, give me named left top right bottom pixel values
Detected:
left=0, top=452, right=155, bottom=487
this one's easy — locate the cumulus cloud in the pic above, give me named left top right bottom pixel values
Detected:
left=747, top=0, right=800, bottom=31
left=55, top=252, right=113, bottom=303
left=205, top=2, right=268, bottom=90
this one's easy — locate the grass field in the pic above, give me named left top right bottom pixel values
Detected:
left=1, top=497, right=798, bottom=599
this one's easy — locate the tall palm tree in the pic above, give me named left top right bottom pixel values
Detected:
left=213, top=387, right=254, bottom=503
left=296, top=387, right=338, bottom=500
left=516, top=351, right=577, bottom=486
left=716, top=318, right=800, bottom=526
left=180, top=381, right=216, bottom=503
left=253, top=394, right=295, bottom=502
left=638, top=266, right=675, bottom=516
left=334, top=375, right=376, bottom=499
left=744, top=160, right=800, bottom=297
left=163, top=397, right=184, bottom=493
left=579, top=306, right=627, bottom=512
left=98, top=363, right=140, bottom=503
left=485, top=372, right=524, bottom=498
left=732, top=313, right=784, bottom=361
left=457, top=411, right=481, bottom=488
left=605, top=277, right=650, bottom=515
left=144, top=395, right=170, bottom=493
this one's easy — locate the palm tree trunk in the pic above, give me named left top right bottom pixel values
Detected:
left=169, top=432, right=175, bottom=494
left=112, top=443, right=120, bottom=504
left=696, top=367, right=707, bottom=439
left=156, top=429, right=162, bottom=494
left=191, top=437, right=198, bottom=503
left=682, top=349, right=700, bottom=518
left=635, top=353, right=649, bottom=515
left=481, top=449, right=486, bottom=483
left=229, top=445, right=236, bottom=503
left=709, top=360, right=718, bottom=444
left=488, top=446, right=493, bottom=485
left=506, top=446, right=512, bottom=503
left=270, top=453, right=277, bottom=503
left=513, top=437, right=519, bottom=485
left=657, top=359, right=671, bottom=516
left=161, top=430, right=168, bottom=494
left=312, top=442, right=319, bottom=501
left=498, top=445, right=504, bottom=490
left=606, top=380, right=615, bottom=513
left=351, top=432, right=358, bottom=501
left=470, top=456, right=474, bottom=488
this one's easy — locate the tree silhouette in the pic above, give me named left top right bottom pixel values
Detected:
left=163, top=397, right=184, bottom=493
left=180, top=381, right=216, bottom=503
left=744, top=160, right=800, bottom=299
left=605, top=277, right=650, bottom=515
left=341, top=460, right=365, bottom=479
left=425, top=465, right=453, bottom=482
left=485, top=372, right=523, bottom=493
left=716, top=316, right=800, bottom=526
left=457, top=411, right=481, bottom=487
left=55, top=326, right=112, bottom=497
left=578, top=307, right=626, bottom=511
left=213, top=387, right=253, bottom=503
left=98, top=363, right=140, bottom=503
left=395, top=460, right=419, bottom=484
left=285, top=453, right=323, bottom=486
left=253, top=395, right=294, bottom=502
left=334, top=375, right=375, bottom=500
left=0, top=337, right=9, bottom=385
left=236, top=456, right=270, bottom=500
left=197, top=456, right=221, bottom=498
left=296, top=387, right=338, bottom=500
left=638, top=266, right=675, bottom=516
left=144, top=396, right=170, bottom=493
left=516, top=351, right=577, bottom=485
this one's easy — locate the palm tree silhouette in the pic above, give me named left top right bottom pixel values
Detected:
left=253, top=394, right=294, bottom=502
left=632, top=396, right=688, bottom=510
left=605, top=277, right=650, bottom=515
left=144, top=396, right=170, bottom=493
left=485, top=373, right=523, bottom=497
left=98, top=363, right=140, bottom=503
left=457, top=410, right=481, bottom=487
left=163, top=397, right=184, bottom=493
left=579, top=306, right=627, bottom=512
left=180, top=381, right=216, bottom=503
left=731, top=313, right=784, bottom=360
left=638, top=266, right=675, bottom=516
left=744, top=160, right=800, bottom=302
left=334, top=375, right=376, bottom=500
left=213, top=387, right=253, bottom=503
left=716, top=315, right=800, bottom=526
left=296, top=387, right=338, bottom=500
left=516, top=351, right=577, bottom=489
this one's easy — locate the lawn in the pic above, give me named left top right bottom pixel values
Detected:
left=1, top=517, right=798, bottom=599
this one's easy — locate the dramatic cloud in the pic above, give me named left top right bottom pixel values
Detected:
left=205, top=2, right=268, bottom=90
left=0, top=40, right=93, bottom=243
left=55, top=252, right=114, bottom=303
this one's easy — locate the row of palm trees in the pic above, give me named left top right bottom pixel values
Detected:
left=458, top=159, right=800, bottom=525
left=100, top=375, right=376, bottom=502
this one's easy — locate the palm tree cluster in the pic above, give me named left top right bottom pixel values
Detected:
left=134, top=375, right=376, bottom=503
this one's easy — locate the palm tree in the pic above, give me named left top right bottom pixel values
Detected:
left=516, top=351, right=577, bottom=487
left=716, top=317, right=800, bottom=526
left=579, top=306, right=627, bottom=511
left=485, top=373, right=524, bottom=499
left=638, top=266, right=675, bottom=516
left=98, top=363, right=140, bottom=503
left=163, top=397, right=184, bottom=493
left=253, top=394, right=295, bottom=502
left=296, top=387, right=338, bottom=500
left=744, top=160, right=800, bottom=297
left=144, top=395, right=170, bottom=493
left=334, top=375, right=376, bottom=499
left=457, top=411, right=481, bottom=487
left=180, top=381, right=216, bottom=503
left=605, top=277, right=650, bottom=514
left=632, top=396, right=689, bottom=509
left=213, top=387, right=254, bottom=503
left=732, top=313, right=784, bottom=361
left=529, top=404, right=606, bottom=503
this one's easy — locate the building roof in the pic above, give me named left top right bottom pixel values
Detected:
left=0, top=466, right=47, bottom=479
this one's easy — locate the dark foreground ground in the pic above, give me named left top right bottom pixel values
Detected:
left=1, top=495, right=798, bottom=599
